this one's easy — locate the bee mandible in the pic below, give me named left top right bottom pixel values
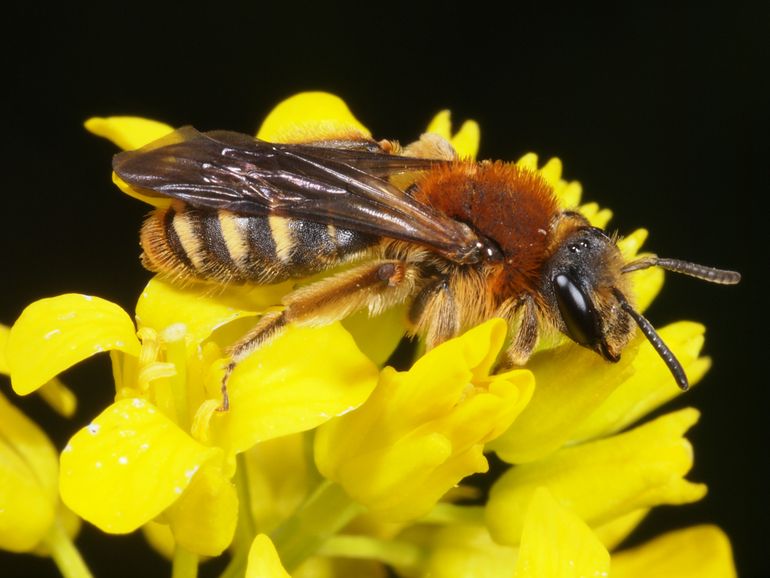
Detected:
left=112, top=127, right=741, bottom=409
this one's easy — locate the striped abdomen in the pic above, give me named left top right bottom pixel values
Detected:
left=140, top=204, right=377, bottom=284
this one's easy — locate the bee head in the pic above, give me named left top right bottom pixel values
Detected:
left=542, top=221, right=634, bottom=363
left=542, top=212, right=741, bottom=390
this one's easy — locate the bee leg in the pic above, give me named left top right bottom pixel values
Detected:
left=408, top=277, right=459, bottom=349
left=499, top=293, right=539, bottom=369
left=219, top=258, right=418, bottom=410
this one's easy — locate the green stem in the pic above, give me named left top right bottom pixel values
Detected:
left=271, top=480, right=363, bottom=573
left=421, top=503, right=486, bottom=525
left=219, top=453, right=257, bottom=578
left=318, top=534, right=424, bottom=569
left=171, top=547, right=198, bottom=578
left=45, top=519, right=93, bottom=578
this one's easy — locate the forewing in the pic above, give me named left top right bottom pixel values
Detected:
left=113, top=127, right=481, bottom=262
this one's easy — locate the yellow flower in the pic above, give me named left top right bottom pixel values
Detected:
left=7, top=279, right=379, bottom=557
left=0, top=326, right=86, bottom=574
left=5, top=92, right=738, bottom=578
left=315, top=319, right=534, bottom=522
left=486, top=408, right=706, bottom=545
left=0, top=389, right=62, bottom=553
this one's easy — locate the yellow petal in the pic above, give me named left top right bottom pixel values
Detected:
left=569, top=322, right=710, bottom=442
left=514, top=487, right=609, bottom=578
left=489, top=338, right=641, bottom=464
left=85, top=116, right=175, bottom=150
left=113, top=173, right=172, bottom=208
left=247, top=534, right=292, bottom=578
left=617, top=230, right=665, bottom=313
left=3, top=324, right=77, bottom=416
left=592, top=508, right=649, bottom=551
left=165, top=462, right=237, bottom=556
left=60, top=398, right=221, bottom=533
left=316, top=320, right=534, bottom=522
left=32, top=503, right=82, bottom=557
left=0, top=392, right=59, bottom=552
left=257, top=92, right=371, bottom=143
left=487, top=409, right=706, bottom=545
left=425, top=111, right=479, bottom=159
left=450, top=120, right=480, bottom=160
left=210, top=323, right=379, bottom=455
left=37, top=377, right=78, bottom=417
left=0, top=324, right=9, bottom=374
left=7, top=294, right=141, bottom=395
left=136, top=276, right=292, bottom=343
left=538, top=157, right=563, bottom=187
left=244, top=433, right=310, bottom=533
left=342, top=304, right=407, bottom=366
left=578, top=202, right=613, bottom=229
left=492, top=317, right=707, bottom=462
left=142, top=521, right=176, bottom=560
left=611, top=525, right=737, bottom=578
left=400, top=523, right=518, bottom=578
left=425, top=110, right=452, bottom=139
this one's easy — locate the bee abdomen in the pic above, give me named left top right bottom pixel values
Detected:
left=140, top=205, right=376, bottom=284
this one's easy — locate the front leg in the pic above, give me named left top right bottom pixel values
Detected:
left=498, top=293, right=539, bottom=369
left=220, top=258, right=419, bottom=409
left=408, top=276, right=460, bottom=350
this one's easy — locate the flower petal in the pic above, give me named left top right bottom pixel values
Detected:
left=0, top=392, right=59, bottom=552
left=617, top=229, right=665, bottom=313
left=0, top=324, right=9, bottom=374
left=85, top=116, right=174, bottom=150
left=112, top=173, right=172, bottom=208
left=60, top=398, right=221, bottom=533
left=246, top=534, right=292, bottom=578
left=135, top=276, right=291, bottom=343
left=243, top=433, right=311, bottom=533
left=425, top=110, right=452, bottom=140
left=487, top=409, right=706, bottom=545
left=165, top=462, right=237, bottom=556
left=142, top=521, right=176, bottom=560
left=579, top=202, right=613, bottom=229
left=36, top=378, right=78, bottom=417
left=569, top=322, right=710, bottom=442
left=210, top=323, right=379, bottom=455
left=514, top=487, right=610, bottom=578
left=491, top=318, right=706, bottom=462
left=516, top=153, right=583, bottom=208
left=399, top=524, right=518, bottom=578
left=592, top=508, right=649, bottom=550
left=342, top=304, right=407, bottom=366
left=257, top=92, right=371, bottom=143
left=489, top=338, right=642, bottom=464
left=611, top=525, right=737, bottom=578
left=316, top=320, right=534, bottom=522
left=7, top=294, right=141, bottom=395
left=3, top=324, right=78, bottom=416
left=425, top=110, right=479, bottom=159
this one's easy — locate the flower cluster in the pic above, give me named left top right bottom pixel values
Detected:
left=1, top=93, right=736, bottom=578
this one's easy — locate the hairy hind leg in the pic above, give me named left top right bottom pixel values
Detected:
left=219, top=258, right=419, bottom=410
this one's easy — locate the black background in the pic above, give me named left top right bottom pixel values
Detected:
left=1, top=2, right=766, bottom=577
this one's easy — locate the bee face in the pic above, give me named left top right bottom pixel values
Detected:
left=542, top=224, right=634, bottom=362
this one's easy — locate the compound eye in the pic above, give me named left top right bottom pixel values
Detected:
left=553, top=273, right=601, bottom=347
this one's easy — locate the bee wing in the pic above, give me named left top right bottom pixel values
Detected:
left=113, top=127, right=481, bottom=262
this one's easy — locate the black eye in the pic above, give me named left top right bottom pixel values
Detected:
left=553, top=274, right=600, bottom=347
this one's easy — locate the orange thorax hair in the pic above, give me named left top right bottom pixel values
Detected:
left=414, top=161, right=559, bottom=299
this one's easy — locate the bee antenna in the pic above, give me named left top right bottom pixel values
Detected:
left=621, top=256, right=741, bottom=285
left=613, top=289, right=689, bottom=391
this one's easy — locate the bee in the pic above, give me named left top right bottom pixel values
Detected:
left=113, top=127, right=741, bottom=409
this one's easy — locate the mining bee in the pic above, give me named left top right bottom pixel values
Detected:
left=113, top=127, right=741, bottom=409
